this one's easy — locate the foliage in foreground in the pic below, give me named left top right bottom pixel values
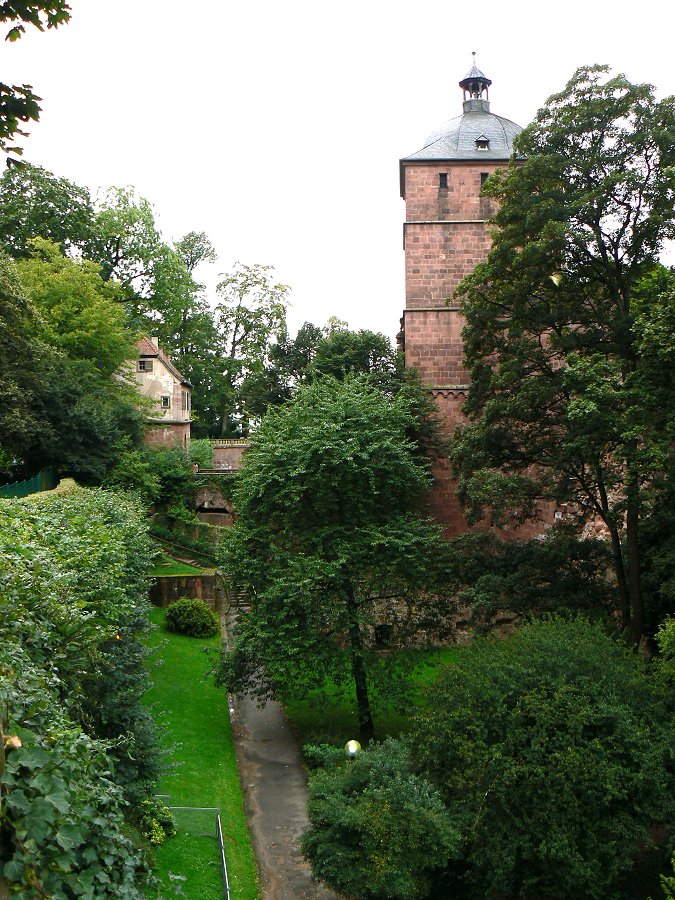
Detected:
left=0, top=486, right=161, bottom=896
left=303, top=739, right=457, bottom=899
left=304, top=618, right=674, bottom=899
left=218, top=376, right=455, bottom=742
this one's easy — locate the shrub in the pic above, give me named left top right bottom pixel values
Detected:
left=410, top=616, right=674, bottom=899
left=302, top=738, right=457, bottom=899
left=133, top=798, right=176, bottom=846
left=165, top=597, right=219, bottom=637
left=190, top=438, right=214, bottom=470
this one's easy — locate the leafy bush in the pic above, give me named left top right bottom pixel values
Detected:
left=105, top=448, right=161, bottom=502
left=165, top=597, right=219, bottom=637
left=0, top=485, right=163, bottom=894
left=410, top=617, right=674, bottom=899
left=302, top=738, right=457, bottom=899
left=0, top=643, right=149, bottom=898
left=190, top=438, right=214, bottom=469
left=133, top=798, right=176, bottom=847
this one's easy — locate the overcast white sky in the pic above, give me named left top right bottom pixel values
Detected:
left=4, top=0, right=675, bottom=339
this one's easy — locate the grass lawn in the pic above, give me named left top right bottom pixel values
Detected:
left=284, top=647, right=462, bottom=746
left=144, top=606, right=259, bottom=899
left=149, top=552, right=208, bottom=578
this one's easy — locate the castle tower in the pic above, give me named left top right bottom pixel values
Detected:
left=399, top=59, right=523, bottom=534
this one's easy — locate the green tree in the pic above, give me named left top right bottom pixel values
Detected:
left=0, top=2, right=71, bottom=157
left=0, top=249, right=45, bottom=460
left=25, top=357, right=145, bottom=483
left=16, top=238, right=135, bottom=374
left=0, top=162, right=95, bottom=258
left=410, top=617, right=673, bottom=899
left=452, top=66, right=675, bottom=644
left=213, top=262, right=289, bottom=435
left=302, top=739, right=457, bottom=900
left=443, top=527, right=616, bottom=629
left=217, top=376, right=454, bottom=742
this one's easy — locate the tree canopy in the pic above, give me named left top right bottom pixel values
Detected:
left=218, top=376, right=453, bottom=741
left=452, top=65, right=675, bottom=643
left=303, top=618, right=674, bottom=899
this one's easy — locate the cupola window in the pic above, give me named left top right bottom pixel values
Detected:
left=475, top=134, right=490, bottom=151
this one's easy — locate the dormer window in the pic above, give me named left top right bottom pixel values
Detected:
left=475, top=134, right=490, bottom=151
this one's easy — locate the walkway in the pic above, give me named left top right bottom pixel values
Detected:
left=231, top=691, right=338, bottom=900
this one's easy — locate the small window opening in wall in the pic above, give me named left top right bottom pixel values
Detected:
left=161, top=395, right=171, bottom=409
left=138, top=359, right=153, bottom=372
left=480, top=172, right=490, bottom=189
left=439, top=172, right=448, bottom=189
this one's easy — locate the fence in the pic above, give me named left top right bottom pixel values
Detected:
left=0, top=467, right=57, bottom=499
left=163, top=804, right=231, bottom=900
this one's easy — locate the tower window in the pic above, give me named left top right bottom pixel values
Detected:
left=475, top=135, right=490, bottom=151
left=480, top=172, right=489, bottom=188
left=161, top=395, right=171, bottom=409
left=439, top=173, right=448, bottom=189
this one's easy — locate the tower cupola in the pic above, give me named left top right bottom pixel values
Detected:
left=459, top=53, right=492, bottom=113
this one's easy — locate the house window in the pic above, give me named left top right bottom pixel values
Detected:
left=161, top=396, right=171, bottom=409
left=182, top=390, right=188, bottom=411
left=138, top=359, right=153, bottom=372
left=439, top=173, right=448, bottom=189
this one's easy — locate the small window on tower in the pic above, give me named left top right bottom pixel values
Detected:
left=475, top=135, right=490, bottom=151
left=439, top=173, right=448, bottom=189
left=480, top=172, right=490, bottom=189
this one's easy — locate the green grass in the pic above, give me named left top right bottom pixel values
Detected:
left=144, top=606, right=259, bottom=899
left=284, top=647, right=462, bottom=746
left=149, top=553, right=209, bottom=577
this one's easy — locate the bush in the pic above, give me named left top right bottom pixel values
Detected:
left=133, top=798, right=176, bottom=847
left=190, top=438, right=214, bottom=469
left=302, top=738, right=457, bottom=899
left=165, top=597, right=219, bottom=637
left=410, top=617, right=674, bottom=899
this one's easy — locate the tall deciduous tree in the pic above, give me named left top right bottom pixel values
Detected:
left=218, top=376, right=453, bottom=742
left=0, top=163, right=95, bottom=258
left=16, top=238, right=134, bottom=374
left=452, top=65, right=675, bottom=644
left=213, top=262, right=289, bottom=435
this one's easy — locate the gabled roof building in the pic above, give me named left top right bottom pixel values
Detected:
left=133, top=336, right=192, bottom=448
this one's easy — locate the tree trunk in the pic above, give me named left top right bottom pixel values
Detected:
left=625, top=474, right=644, bottom=646
left=606, top=520, right=631, bottom=632
left=346, top=587, right=375, bottom=744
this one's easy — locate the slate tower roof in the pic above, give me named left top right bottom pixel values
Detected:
left=402, top=58, right=523, bottom=163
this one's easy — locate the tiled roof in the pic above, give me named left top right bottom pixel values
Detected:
left=136, top=337, right=191, bottom=386
left=402, top=109, right=522, bottom=162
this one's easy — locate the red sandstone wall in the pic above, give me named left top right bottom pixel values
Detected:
left=212, top=443, right=249, bottom=471
left=145, top=423, right=191, bottom=448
